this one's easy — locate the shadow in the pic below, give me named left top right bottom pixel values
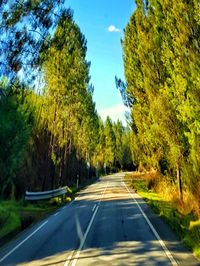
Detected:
left=0, top=174, right=199, bottom=266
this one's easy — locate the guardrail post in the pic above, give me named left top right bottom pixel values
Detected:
left=77, top=174, right=79, bottom=189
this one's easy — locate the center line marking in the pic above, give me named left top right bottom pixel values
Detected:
left=92, top=204, right=97, bottom=212
left=69, top=181, right=109, bottom=266
left=0, top=220, right=48, bottom=263
left=64, top=253, right=73, bottom=266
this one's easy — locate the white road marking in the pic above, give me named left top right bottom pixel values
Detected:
left=75, top=215, right=84, bottom=243
left=71, top=205, right=99, bottom=266
left=123, top=181, right=178, bottom=266
left=53, top=212, right=58, bottom=217
left=92, top=204, right=97, bottom=212
left=0, top=220, right=48, bottom=263
left=69, top=182, right=109, bottom=266
left=64, top=253, right=73, bottom=266
left=67, top=201, right=73, bottom=207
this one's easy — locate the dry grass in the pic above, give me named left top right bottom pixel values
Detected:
left=130, top=171, right=200, bottom=217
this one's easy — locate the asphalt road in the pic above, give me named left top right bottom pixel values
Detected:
left=0, top=173, right=199, bottom=266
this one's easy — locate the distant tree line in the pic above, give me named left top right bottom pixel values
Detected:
left=120, top=0, right=200, bottom=204
left=0, top=1, right=132, bottom=200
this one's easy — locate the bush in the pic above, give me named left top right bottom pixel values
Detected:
left=0, top=211, right=20, bottom=238
left=0, top=207, right=10, bottom=227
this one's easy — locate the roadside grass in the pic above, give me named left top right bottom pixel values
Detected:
left=0, top=200, right=60, bottom=242
left=0, top=175, right=98, bottom=245
left=125, top=173, right=200, bottom=259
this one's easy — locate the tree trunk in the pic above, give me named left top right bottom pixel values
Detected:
left=177, top=163, right=183, bottom=201
left=50, top=107, right=57, bottom=190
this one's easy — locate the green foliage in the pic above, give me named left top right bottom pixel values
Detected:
left=0, top=81, right=32, bottom=199
left=0, top=211, right=20, bottom=239
left=104, top=117, right=116, bottom=168
left=0, top=0, right=67, bottom=82
left=40, top=11, right=99, bottom=188
left=122, top=0, right=200, bottom=201
left=0, top=200, right=59, bottom=239
left=93, top=118, right=106, bottom=170
left=93, top=117, right=133, bottom=173
left=113, top=120, right=124, bottom=167
left=0, top=3, right=134, bottom=201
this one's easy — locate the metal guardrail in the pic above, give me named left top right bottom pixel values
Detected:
left=25, top=186, right=69, bottom=201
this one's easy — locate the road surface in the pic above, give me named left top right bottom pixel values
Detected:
left=0, top=173, right=199, bottom=266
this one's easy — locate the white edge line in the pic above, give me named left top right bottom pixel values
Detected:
left=70, top=182, right=108, bottom=266
left=0, top=198, right=74, bottom=263
left=123, top=181, right=178, bottom=266
left=53, top=213, right=58, bottom=217
left=92, top=204, right=97, bottom=212
left=0, top=220, right=48, bottom=263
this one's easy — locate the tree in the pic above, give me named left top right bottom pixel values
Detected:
left=0, top=79, right=32, bottom=199
left=122, top=0, right=200, bottom=201
left=104, top=117, right=116, bottom=172
left=0, top=0, right=67, bottom=83
left=113, top=120, right=124, bottom=169
left=93, top=117, right=106, bottom=174
left=41, top=11, right=98, bottom=188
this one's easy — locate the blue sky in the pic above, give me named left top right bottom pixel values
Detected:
left=66, top=0, right=135, bottom=124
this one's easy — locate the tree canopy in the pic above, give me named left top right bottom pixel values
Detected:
left=0, top=0, right=67, bottom=83
left=122, top=0, right=200, bottom=201
left=0, top=6, right=132, bottom=199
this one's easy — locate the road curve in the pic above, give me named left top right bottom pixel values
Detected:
left=0, top=173, right=199, bottom=266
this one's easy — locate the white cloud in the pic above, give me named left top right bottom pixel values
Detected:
left=107, top=25, right=120, bottom=33
left=99, top=104, right=129, bottom=125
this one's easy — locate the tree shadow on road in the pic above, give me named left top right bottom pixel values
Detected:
left=0, top=177, right=199, bottom=266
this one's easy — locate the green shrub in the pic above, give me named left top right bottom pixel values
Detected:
left=0, top=211, right=20, bottom=238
